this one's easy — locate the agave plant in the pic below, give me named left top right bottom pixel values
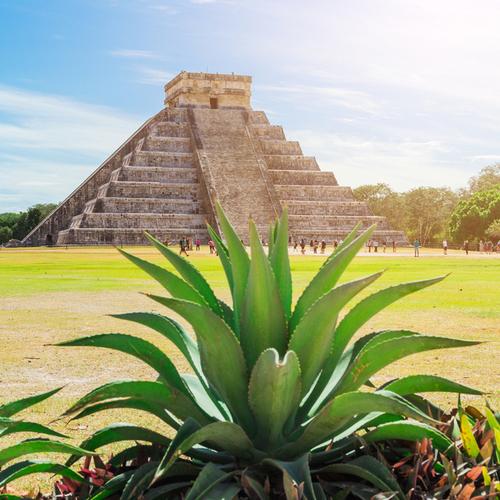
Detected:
left=0, top=388, right=91, bottom=497
left=59, top=203, right=482, bottom=499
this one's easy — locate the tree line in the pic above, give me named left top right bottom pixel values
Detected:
left=0, top=203, right=58, bottom=244
left=352, top=165, right=500, bottom=246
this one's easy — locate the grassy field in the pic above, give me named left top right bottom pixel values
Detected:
left=0, top=245, right=499, bottom=490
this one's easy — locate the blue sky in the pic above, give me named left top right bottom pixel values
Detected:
left=1, top=0, right=500, bottom=212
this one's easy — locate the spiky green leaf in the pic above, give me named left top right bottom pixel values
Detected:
left=382, top=374, right=482, bottom=396
left=0, top=388, right=62, bottom=418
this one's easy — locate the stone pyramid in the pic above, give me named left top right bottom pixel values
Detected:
left=24, top=71, right=406, bottom=246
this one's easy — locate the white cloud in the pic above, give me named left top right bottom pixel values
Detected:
left=0, top=86, right=141, bottom=211
left=110, top=49, right=158, bottom=59
left=136, top=67, right=173, bottom=85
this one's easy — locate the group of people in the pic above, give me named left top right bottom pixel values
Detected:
left=367, top=239, right=397, bottom=253
left=292, top=239, right=329, bottom=254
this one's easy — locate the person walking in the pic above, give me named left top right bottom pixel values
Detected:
left=320, top=240, right=326, bottom=254
left=392, top=240, right=396, bottom=252
left=293, top=240, right=298, bottom=252
left=313, top=240, right=318, bottom=254
left=368, top=239, right=372, bottom=253
left=373, top=240, right=379, bottom=253
left=195, top=238, right=201, bottom=251
left=414, top=239, right=420, bottom=257
left=180, top=236, right=189, bottom=257
left=442, top=239, right=448, bottom=255
left=208, top=239, right=215, bottom=254
left=479, top=240, right=484, bottom=253
left=464, top=240, right=469, bottom=255
left=300, top=239, right=306, bottom=255
left=383, top=240, right=387, bottom=253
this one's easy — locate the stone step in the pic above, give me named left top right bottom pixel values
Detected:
left=286, top=200, right=371, bottom=216
left=79, top=212, right=207, bottom=230
left=57, top=227, right=209, bottom=246
left=250, top=124, right=286, bottom=140
left=259, top=139, right=302, bottom=155
left=247, top=111, right=269, bottom=124
left=289, top=214, right=389, bottom=230
left=275, top=185, right=354, bottom=200
left=264, top=155, right=320, bottom=171
left=162, top=108, right=189, bottom=123
left=119, top=166, right=198, bottom=184
left=132, top=151, right=193, bottom=168
left=144, top=137, right=192, bottom=153
left=151, top=121, right=190, bottom=137
left=107, top=181, right=200, bottom=199
left=94, top=197, right=204, bottom=214
left=269, top=170, right=338, bottom=186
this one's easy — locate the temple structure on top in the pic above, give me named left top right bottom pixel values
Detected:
left=24, top=71, right=406, bottom=246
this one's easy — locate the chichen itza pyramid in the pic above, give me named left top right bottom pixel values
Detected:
left=24, top=71, right=406, bottom=246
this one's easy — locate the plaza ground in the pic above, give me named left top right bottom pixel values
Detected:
left=0, top=245, right=498, bottom=489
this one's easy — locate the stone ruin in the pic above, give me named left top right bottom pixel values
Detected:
left=23, top=71, right=406, bottom=246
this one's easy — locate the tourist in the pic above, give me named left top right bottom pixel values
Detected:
left=293, top=240, right=298, bottom=252
left=479, top=240, right=484, bottom=253
left=310, top=239, right=314, bottom=250
left=392, top=240, right=396, bottom=252
left=313, top=240, right=318, bottom=254
left=320, top=240, right=326, bottom=254
left=414, top=239, right=420, bottom=257
left=368, top=239, right=372, bottom=253
left=300, top=239, right=306, bottom=255
left=464, top=240, right=469, bottom=255
left=333, top=239, right=338, bottom=250
left=195, top=238, right=201, bottom=251
left=442, top=239, right=448, bottom=255
left=208, top=239, right=215, bottom=254
left=373, top=240, right=379, bottom=253
left=383, top=240, right=387, bottom=253
left=486, top=240, right=493, bottom=254
left=180, top=236, right=189, bottom=257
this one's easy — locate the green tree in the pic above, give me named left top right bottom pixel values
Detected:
left=402, top=187, right=458, bottom=245
left=0, top=212, right=21, bottom=229
left=485, top=219, right=500, bottom=241
left=31, top=202, right=58, bottom=219
left=468, top=164, right=500, bottom=193
left=449, top=186, right=500, bottom=242
left=352, top=183, right=405, bottom=231
left=12, top=207, right=42, bottom=240
left=0, top=225, right=13, bottom=244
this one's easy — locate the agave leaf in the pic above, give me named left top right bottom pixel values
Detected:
left=58, top=334, right=188, bottom=395
left=248, top=349, right=302, bottom=449
left=69, top=398, right=179, bottom=429
left=363, top=421, right=454, bottom=456
left=67, top=423, right=172, bottom=466
left=185, top=463, right=235, bottom=500
left=148, top=296, right=253, bottom=430
left=281, top=390, right=437, bottom=457
left=207, top=223, right=234, bottom=292
left=324, top=222, right=362, bottom=263
left=0, top=460, right=84, bottom=488
left=0, top=387, right=63, bottom=418
left=485, top=407, right=500, bottom=431
left=460, top=413, right=481, bottom=458
left=118, top=248, right=208, bottom=306
left=332, top=276, right=447, bottom=367
left=382, top=375, right=482, bottom=396
left=112, top=312, right=202, bottom=376
left=269, top=208, right=292, bottom=320
left=120, top=461, right=158, bottom=500
left=304, top=330, right=417, bottom=417
left=89, top=470, right=135, bottom=500
left=289, top=271, right=383, bottom=395
left=181, top=374, right=229, bottom=421
left=263, top=455, right=316, bottom=500
left=240, top=221, right=287, bottom=367
left=0, top=418, right=67, bottom=439
left=63, top=380, right=211, bottom=426
left=145, top=232, right=222, bottom=315
left=290, top=225, right=376, bottom=332
left=334, top=334, right=480, bottom=395
left=319, top=456, right=404, bottom=499
left=215, top=201, right=250, bottom=334
left=0, top=439, right=92, bottom=466
left=156, top=420, right=256, bottom=481
left=142, top=482, right=192, bottom=500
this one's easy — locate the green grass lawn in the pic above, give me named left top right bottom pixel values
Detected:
left=0, top=245, right=499, bottom=492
